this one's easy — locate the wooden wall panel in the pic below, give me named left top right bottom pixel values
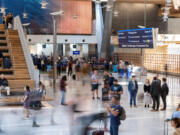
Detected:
left=56, top=0, right=92, bottom=34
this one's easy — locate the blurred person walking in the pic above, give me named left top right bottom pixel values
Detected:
left=60, top=75, right=67, bottom=105
left=160, top=78, right=169, bottom=111
left=128, top=75, right=138, bottom=108
left=68, top=60, right=73, bottom=76
left=23, top=85, right=31, bottom=118
left=32, top=82, right=46, bottom=127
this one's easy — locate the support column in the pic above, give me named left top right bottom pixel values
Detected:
left=100, top=0, right=114, bottom=59
left=95, top=2, right=104, bottom=58
left=52, top=16, right=57, bottom=94
left=57, top=43, right=63, bottom=56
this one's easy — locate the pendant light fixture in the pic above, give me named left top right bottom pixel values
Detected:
left=0, top=7, right=6, bottom=13
left=23, top=0, right=28, bottom=18
left=40, top=0, right=48, bottom=9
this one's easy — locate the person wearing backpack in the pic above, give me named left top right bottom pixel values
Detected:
left=106, top=96, right=124, bottom=135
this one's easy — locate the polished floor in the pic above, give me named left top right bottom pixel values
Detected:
left=0, top=73, right=179, bottom=135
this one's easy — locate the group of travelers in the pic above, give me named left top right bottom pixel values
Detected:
left=2, top=12, right=14, bottom=29
left=0, top=52, right=177, bottom=135
left=145, top=75, right=169, bottom=112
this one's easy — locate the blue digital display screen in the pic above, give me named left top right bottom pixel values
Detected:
left=118, top=28, right=154, bottom=48
left=73, top=51, right=80, bottom=55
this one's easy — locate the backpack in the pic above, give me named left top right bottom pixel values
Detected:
left=120, top=107, right=126, bottom=120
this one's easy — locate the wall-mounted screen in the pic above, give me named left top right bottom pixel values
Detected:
left=118, top=28, right=154, bottom=48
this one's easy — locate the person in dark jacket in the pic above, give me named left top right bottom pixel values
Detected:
left=128, top=75, right=138, bottom=107
left=108, top=73, right=115, bottom=87
left=60, top=75, right=67, bottom=105
left=160, top=78, right=169, bottom=111
left=150, top=76, right=161, bottom=112
left=0, top=74, right=10, bottom=97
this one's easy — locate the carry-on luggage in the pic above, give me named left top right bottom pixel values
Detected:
left=164, top=121, right=169, bottom=135
left=72, top=74, right=76, bottom=80
left=92, top=130, right=104, bottom=135
left=92, top=120, right=104, bottom=135
left=102, top=87, right=109, bottom=101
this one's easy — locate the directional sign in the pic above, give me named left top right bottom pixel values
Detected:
left=73, top=51, right=80, bottom=55
left=118, top=28, right=154, bottom=48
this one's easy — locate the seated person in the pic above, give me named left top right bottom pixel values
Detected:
left=171, top=118, right=180, bottom=135
left=0, top=74, right=10, bottom=97
left=166, top=104, right=180, bottom=121
left=171, top=104, right=180, bottom=119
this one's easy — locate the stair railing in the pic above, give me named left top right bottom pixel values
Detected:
left=13, top=16, right=39, bottom=85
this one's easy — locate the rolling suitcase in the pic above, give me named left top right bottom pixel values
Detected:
left=102, top=87, right=109, bottom=101
left=92, top=120, right=104, bottom=135
left=92, top=130, right=104, bottom=135
left=72, top=74, right=76, bottom=80
left=164, top=121, right=168, bottom=135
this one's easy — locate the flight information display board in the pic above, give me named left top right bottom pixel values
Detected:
left=118, top=28, right=154, bottom=48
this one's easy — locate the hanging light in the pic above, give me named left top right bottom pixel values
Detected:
left=23, top=12, right=28, bottom=18
left=40, top=0, right=48, bottom=9
left=0, top=7, right=7, bottom=13
left=73, top=14, right=78, bottom=19
left=113, top=11, right=119, bottom=17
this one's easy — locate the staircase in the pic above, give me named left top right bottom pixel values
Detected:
left=0, top=24, right=34, bottom=93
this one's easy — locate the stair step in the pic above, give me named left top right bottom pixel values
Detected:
left=0, top=43, right=8, bottom=46
left=0, top=37, right=6, bottom=40
left=0, top=46, right=9, bottom=50
left=0, top=31, right=5, bottom=34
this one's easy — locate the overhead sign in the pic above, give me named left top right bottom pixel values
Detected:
left=118, top=28, right=155, bottom=48
left=73, top=51, right=80, bottom=55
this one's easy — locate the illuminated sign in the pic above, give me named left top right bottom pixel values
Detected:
left=118, top=28, right=154, bottom=48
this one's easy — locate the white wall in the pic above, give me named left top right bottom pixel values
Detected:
left=27, top=35, right=97, bottom=44
left=29, top=44, right=53, bottom=56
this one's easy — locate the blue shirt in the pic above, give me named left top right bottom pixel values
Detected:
left=110, top=84, right=123, bottom=99
left=171, top=111, right=180, bottom=119
left=111, top=84, right=123, bottom=93
left=110, top=104, right=122, bottom=125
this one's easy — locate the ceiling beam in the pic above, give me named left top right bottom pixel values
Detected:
left=115, top=0, right=165, bottom=5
